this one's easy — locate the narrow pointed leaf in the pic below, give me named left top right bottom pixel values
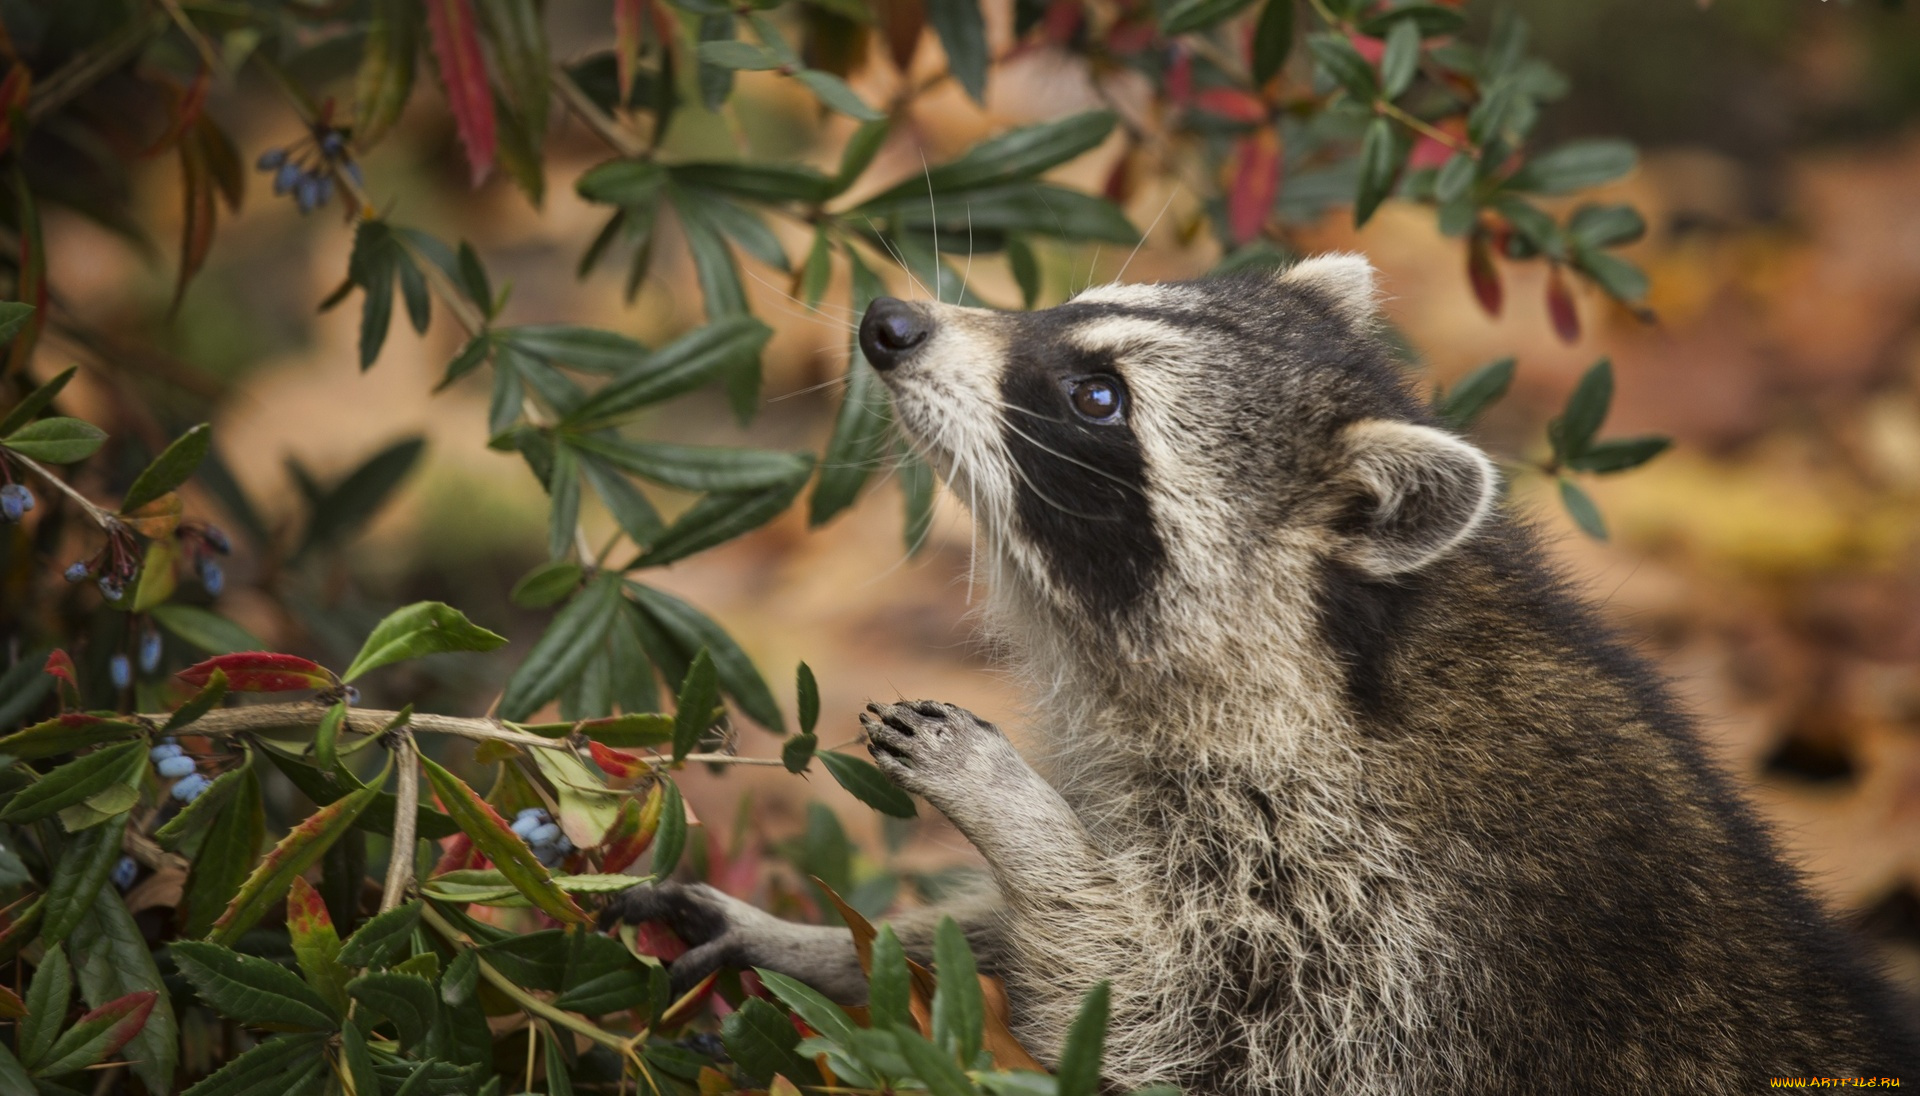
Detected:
left=209, top=763, right=387, bottom=945
left=498, top=574, right=623, bottom=721
left=2, top=417, right=105, bottom=463
left=426, top=0, right=497, bottom=185
left=170, top=941, right=337, bottom=1029
left=419, top=756, right=589, bottom=923
left=0, top=742, right=145, bottom=824
left=122, top=423, right=211, bottom=512
left=820, top=751, right=917, bottom=817
left=286, top=876, right=350, bottom=1013
left=344, top=601, right=507, bottom=681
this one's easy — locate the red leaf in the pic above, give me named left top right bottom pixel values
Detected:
left=0, top=66, right=33, bottom=158
left=1468, top=231, right=1502, bottom=318
left=1546, top=264, right=1580, bottom=343
left=1102, top=150, right=1132, bottom=204
left=1104, top=21, right=1156, bottom=54
left=600, top=785, right=662, bottom=874
left=1041, top=0, right=1083, bottom=46
left=0, top=983, right=23, bottom=1019
left=286, top=875, right=333, bottom=940
left=588, top=740, right=648, bottom=789
left=78, top=991, right=158, bottom=1059
left=1194, top=88, right=1267, bottom=125
left=881, top=0, right=926, bottom=72
left=614, top=0, right=646, bottom=103
left=44, top=649, right=77, bottom=688
left=633, top=920, right=688, bottom=961
left=432, top=831, right=480, bottom=876
left=174, top=137, right=218, bottom=312
left=178, top=653, right=333, bottom=693
left=1226, top=130, right=1281, bottom=246
left=426, top=0, right=496, bottom=186
left=1347, top=31, right=1385, bottom=65
left=145, top=69, right=210, bottom=158
left=1166, top=46, right=1192, bottom=105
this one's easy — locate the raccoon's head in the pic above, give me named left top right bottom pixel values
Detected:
left=859, top=254, right=1498, bottom=679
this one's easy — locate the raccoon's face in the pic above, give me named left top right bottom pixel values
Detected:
left=858, top=255, right=1497, bottom=659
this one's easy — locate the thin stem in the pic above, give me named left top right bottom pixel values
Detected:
left=420, top=904, right=641, bottom=1058
left=156, top=0, right=225, bottom=75
left=552, top=65, right=648, bottom=159
left=27, top=12, right=169, bottom=123
left=1377, top=100, right=1475, bottom=157
left=8, top=451, right=119, bottom=529
left=379, top=730, right=420, bottom=912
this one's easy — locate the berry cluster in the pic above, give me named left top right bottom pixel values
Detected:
left=0, top=482, right=33, bottom=523
left=183, top=522, right=231, bottom=596
left=509, top=807, right=574, bottom=868
left=106, top=625, right=165, bottom=690
left=150, top=738, right=208, bottom=802
left=256, top=127, right=360, bottom=215
left=65, top=522, right=230, bottom=603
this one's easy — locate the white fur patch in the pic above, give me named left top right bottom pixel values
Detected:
left=1342, top=419, right=1498, bottom=575
left=1070, top=282, right=1202, bottom=309
left=1279, top=252, right=1380, bottom=325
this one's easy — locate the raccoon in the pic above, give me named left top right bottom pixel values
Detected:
left=608, top=256, right=1919, bottom=1093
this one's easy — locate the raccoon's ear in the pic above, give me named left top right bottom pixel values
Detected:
left=1278, top=253, right=1378, bottom=325
left=1336, top=420, right=1498, bottom=576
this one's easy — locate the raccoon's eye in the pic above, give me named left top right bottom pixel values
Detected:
left=1068, top=376, right=1125, bottom=423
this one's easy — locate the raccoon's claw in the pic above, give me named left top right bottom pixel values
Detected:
left=601, top=881, right=750, bottom=996
left=860, top=700, right=1013, bottom=804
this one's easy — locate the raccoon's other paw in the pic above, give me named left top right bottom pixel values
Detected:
left=860, top=700, right=1023, bottom=807
left=599, top=881, right=759, bottom=996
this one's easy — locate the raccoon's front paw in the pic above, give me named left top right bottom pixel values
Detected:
left=860, top=700, right=1021, bottom=808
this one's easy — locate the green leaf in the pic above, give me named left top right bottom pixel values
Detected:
left=818, top=751, right=917, bottom=818
left=511, top=561, right=583, bottom=609
left=651, top=777, right=686, bottom=876
left=1574, top=248, right=1649, bottom=303
left=499, top=325, right=648, bottom=374
left=165, top=667, right=231, bottom=733
left=894, top=1027, right=975, bottom=1096
left=314, top=702, right=345, bottom=784
left=498, top=574, right=624, bottom=721
left=577, top=158, right=669, bottom=207
left=0, top=301, right=35, bottom=347
left=1357, top=2, right=1465, bottom=36
left=177, top=1034, right=327, bottom=1096
left=756, top=968, right=860, bottom=1045
left=869, top=183, right=1137, bottom=244
left=549, top=441, right=583, bottom=562
left=71, top=890, right=178, bottom=1094
left=833, top=119, right=891, bottom=194
left=420, top=756, right=589, bottom=923
left=800, top=228, right=834, bottom=306
left=635, top=472, right=811, bottom=568
left=564, top=316, right=771, bottom=428
left=1507, top=139, right=1636, bottom=195
left=670, top=649, right=719, bottom=763
left=42, top=813, right=128, bottom=942
left=0, top=742, right=145, bottom=825
left=797, top=68, right=882, bottom=120
left=300, top=436, right=426, bottom=555
left=1007, top=237, right=1040, bottom=308
left=475, top=0, right=551, bottom=153
left=700, top=195, right=790, bottom=271
left=20, top=946, right=72, bottom=1069
left=1554, top=358, right=1613, bottom=460
left=1, top=417, right=105, bottom=463
left=0, top=714, right=142, bottom=761
left=1437, top=357, right=1516, bottom=431
left=671, top=161, right=837, bottom=205
left=1055, top=982, right=1109, bottom=1096
left=285, top=877, right=349, bottom=1013
left=0, top=364, right=75, bottom=436
left=580, top=455, right=666, bottom=548
left=208, top=761, right=387, bottom=945
left=1380, top=19, right=1420, bottom=99
left=1558, top=477, right=1607, bottom=540
left=932, top=916, right=983, bottom=1060
left=724, top=997, right=823, bottom=1086
left=33, top=990, right=156, bottom=1078
left=348, top=971, right=438, bottom=1049
left=811, top=249, right=894, bottom=526
left=1567, top=203, right=1645, bottom=249
left=343, top=601, right=508, bottom=682
left=457, top=240, right=492, bottom=310
left=153, top=749, right=245, bottom=850
left=570, top=436, right=812, bottom=493
left=1433, top=151, right=1477, bottom=206
left=1250, top=0, right=1295, bottom=87
left=339, top=1024, right=380, bottom=1096
left=868, top=924, right=910, bottom=1029
left=901, top=447, right=935, bottom=554
left=349, top=221, right=399, bottom=369
left=0, top=1045, right=27, bottom=1093
left=782, top=732, right=818, bottom=774
left=796, top=662, right=820, bottom=736
left=170, top=941, right=338, bottom=1030
left=353, top=0, right=419, bottom=148
left=338, top=901, right=423, bottom=969
left=626, top=582, right=783, bottom=729
left=1568, top=435, right=1669, bottom=475
left=867, top=112, right=1115, bottom=203
left=1307, top=34, right=1377, bottom=101
left=698, top=39, right=782, bottom=69
left=151, top=604, right=265, bottom=654
left=1159, top=0, right=1257, bottom=36
left=927, top=0, right=988, bottom=102
left=1353, top=116, right=1404, bottom=228
left=183, top=764, right=265, bottom=939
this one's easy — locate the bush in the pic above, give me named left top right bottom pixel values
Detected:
left=0, top=0, right=1667, bottom=1091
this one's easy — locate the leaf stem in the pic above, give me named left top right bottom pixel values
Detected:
left=7, top=450, right=120, bottom=530
left=379, top=731, right=420, bottom=912
left=551, top=64, right=649, bottom=160
left=1376, top=100, right=1475, bottom=157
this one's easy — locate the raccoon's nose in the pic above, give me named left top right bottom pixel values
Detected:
left=859, top=297, right=931, bottom=371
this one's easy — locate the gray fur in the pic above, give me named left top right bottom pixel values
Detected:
left=613, top=256, right=1918, bottom=1093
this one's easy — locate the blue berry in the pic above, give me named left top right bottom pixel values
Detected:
left=149, top=743, right=184, bottom=762
left=199, top=559, right=224, bottom=597
left=138, top=629, right=163, bottom=674
left=156, top=755, right=196, bottom=779
left=110, top=856, right=138, bottom=891
left=109, top=654, right=131, bottom=690
left=551, top=833, right=573, bottom=855
left=515, top=807, right=547, bottom=823
left=64, top=561, right=90, bottom=583
left=294, top=174, right=319, bottom=213
left=97, top=576, right=124, bottom=601
left=312, top=176, right=334, bottom=208
left=256, top=148, right=287, bottom=171
left=202, top=526, right=231, bottom=555
left=343, top=685, right=360, bottom=705
left=527, top=822, right=560, bottom=846
left=319, top=131, right=345, bottom=158
left=0, top=484, right=32, bottom=522
left=274, top=160, right=301, bottom=195
left=171, top=773, right=210, bottom=802
left=510, top=816, right=541, bottom=839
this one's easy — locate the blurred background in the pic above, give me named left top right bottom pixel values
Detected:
left=17, top=0, right=1920, bottom=1011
